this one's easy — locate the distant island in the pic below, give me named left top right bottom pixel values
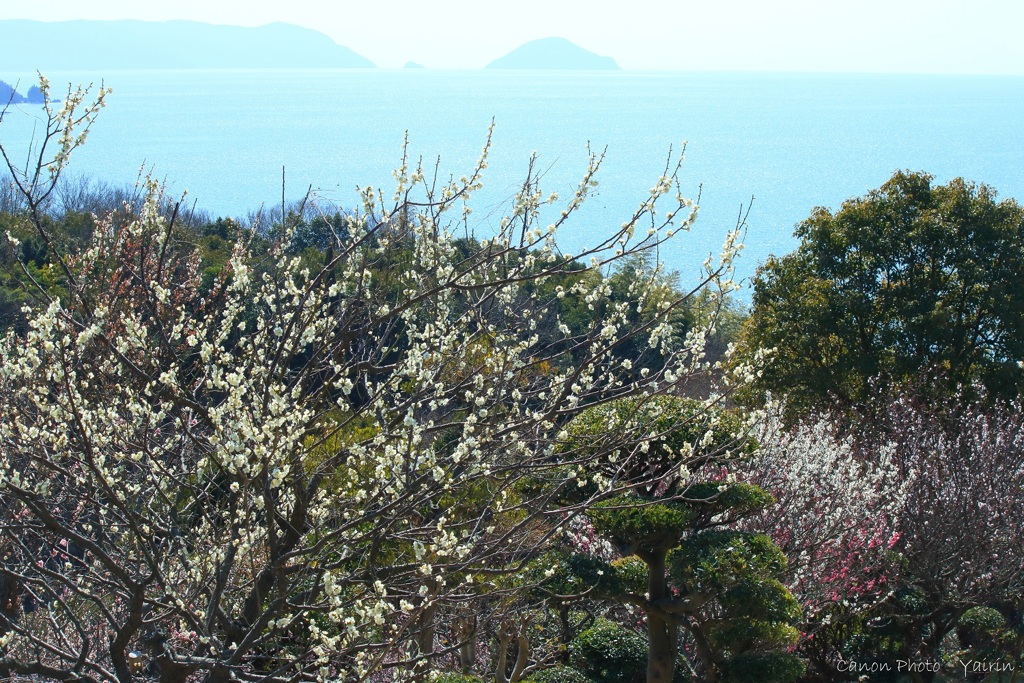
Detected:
left=0, top=80, right=48, bottom=104
left=486, top=38, right=619, bottom=70
left=0, top=20, right=375, bottom=70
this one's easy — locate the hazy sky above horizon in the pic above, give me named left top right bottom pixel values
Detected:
left=4, top=0, right=1024, bottom=72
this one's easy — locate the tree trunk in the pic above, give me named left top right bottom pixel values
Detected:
left=644, top=550, right=676, bottom=683
left=0, top=573, right=21, bottom=629
left=412, top=602, right=437, bottom=681
left=455, top=613, right=477, bottom=674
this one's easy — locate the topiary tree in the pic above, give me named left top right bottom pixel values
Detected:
left=956, top=606, right=1023, bottom=679
left=551, top=397, right=804, bottom=683
left=668, top=531, right=803, bottom=683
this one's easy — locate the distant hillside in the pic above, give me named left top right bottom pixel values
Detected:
left=486, top=38, right=619, bottom=70
left=0, top=20, right=375, bottom=70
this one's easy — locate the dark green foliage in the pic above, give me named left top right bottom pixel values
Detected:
left=569, top=618, right=647, bottom=683
left=195, top=229, right=235, bottom=293
left=956, top=606, right=1023, bottom=671
left=525, top=552, right=620, bottom=598
left=565, top=396, right=750, bottom=464
left=590, top=496, right=693, bottom=552
left=0, top=286, right=28, bottom=333
left=561, top=396, right=754, bottom=499
left=670, top=531, right=803, bottom=680
left=202, top=217, right=236, bottom=239
left=0, top=204, right=239, bottom=321
left=276, top=211, right=353, bottom=253
left=959, top=606, right=1006, bottom=634
left=709, top=614, right=799, bottom=652
left=680, top=482, right=774, bottom=518
left=434, top=673, right=487, bottom=683
left=609, top=556, right=647, bottom=596
left=523, top=665, right=594, bottom=683
left=671, top=531, right=789, bottom=586
left=603, top=253, right=694, bottom=377
left=720, top=653, right=806, bottom=683
left=588, top=484, right=773, bottom=557
left=740, top=170, right=1024, bottom=418
left=716, top=576, right=800, bottom=625
left=528, top=253, right=743, bottom=378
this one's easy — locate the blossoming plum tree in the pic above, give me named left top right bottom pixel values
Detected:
left=737, top=396, right=1024, bottom=681
left=736, top=409, right=908, bottom=679
left=865, top=394, right=1024, bottom=681
left=0, top=79, right=743, bottom=683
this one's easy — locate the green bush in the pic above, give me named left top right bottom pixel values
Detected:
left=721, top=653, right=806, bottom=683
left=958, top=606, right=1006, bottom=634
left=523, top=664, right=593, bottom=683
left=433, top=672, right=486, bottom=683
left=956, top=605, right=1019, bottom=667
left=569, top=618, right=646, bottom=683
left=609, top=556, right=647, bottom=596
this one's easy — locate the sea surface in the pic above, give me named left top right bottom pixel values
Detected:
left=2, top=69, right=1023, bottom=293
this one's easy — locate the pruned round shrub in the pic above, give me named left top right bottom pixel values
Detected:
left=558, top=396, right=756, bottom=498
left=523, top=664, right=593, bottom=683
left=721, top=652, right=806, bottom=683
left=958, top=606, right=1007, bottom=634
left=569, top=618, right=646, bottom=683
left=433, top=672, right=486, bottom=683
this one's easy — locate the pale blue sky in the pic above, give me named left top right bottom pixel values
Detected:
left=5, top=0, right=1024, bottom=72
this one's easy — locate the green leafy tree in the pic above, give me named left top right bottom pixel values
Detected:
left=739, top=170, right=1024, bottom=418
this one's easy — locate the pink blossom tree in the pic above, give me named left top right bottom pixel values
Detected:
left=736, top=408, right=908, bottom=678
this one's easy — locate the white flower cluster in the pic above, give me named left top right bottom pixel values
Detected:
left=0, top=95, right=735, bottom=681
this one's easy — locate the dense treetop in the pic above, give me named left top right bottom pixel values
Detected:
left=738, top=170, right=1024, bottom=418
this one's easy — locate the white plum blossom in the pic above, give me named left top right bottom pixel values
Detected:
left=0, top=79, right=743, bottom=683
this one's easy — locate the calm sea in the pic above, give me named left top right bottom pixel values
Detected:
left=2, top=69, right=1023, bottom=291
